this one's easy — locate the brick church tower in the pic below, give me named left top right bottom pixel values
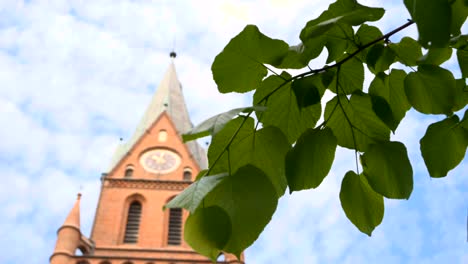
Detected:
left=50, top=53, right=245, bottom=264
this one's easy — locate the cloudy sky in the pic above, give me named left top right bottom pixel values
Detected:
left=0, top=0, right=466, bottom=263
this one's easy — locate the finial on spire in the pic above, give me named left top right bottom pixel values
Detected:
left=170, top=51, right=177, bottom=58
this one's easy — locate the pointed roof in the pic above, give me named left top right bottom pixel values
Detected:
left=62, top=193, right=81, bottom=229
left=108, top=58, right=207, bottom=171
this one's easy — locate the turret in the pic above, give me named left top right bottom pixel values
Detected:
left=50, top=193, right=82, bottom=264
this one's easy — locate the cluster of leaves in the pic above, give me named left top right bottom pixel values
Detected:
left=166, top=0, right=468, bottom=261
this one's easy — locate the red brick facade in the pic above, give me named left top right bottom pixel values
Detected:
left=50, top=63, right=245, bottom=264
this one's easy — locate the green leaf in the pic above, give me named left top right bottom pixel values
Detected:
left=328, top=56, right=364, bottom=94
left=276, top=43, right=316, bottom=69
left=184, top=206, right=231, bottom=261
left=340, top=171, right=384, bottom=236
left=212, top=25, right=289, bottom=93
left=285, top=128, right=337, bottom=192
left=369, top=70, right=411, bottom=130
left=301, top=0, right=384, bottom=41
left=453, top=78, right=468, bottom=112
left=183, top=106, right=266, bottom=142
left=417, top=48, right=453, bottom=65
left=366, top=44, right=396, bottom=73
left=208, top=117, right=290, bottom=196
left=370, top=94, right=397, bottom=132
left=324, top=93, right=390, bottom=152
left=164, top=172, right=228, bottom=213
left=461, top=109, right=468, bottom=130
left=254, top=74, right=321, bottom=143
left=404, top=65, right=457, bottom=115
left=388, top=37, right=422, bottom=66
left=362, top=141, right=413, bottom=199
left=404, top=0, right=452, bottom=48
left=450, top=0, right=468, bottom=36
left=204, top=165, right=278, bottom=257
left=457, top=49, right=468, bottom=78
left=291, top=72, right=328, bottom=109
left=299, top=0, right=384, bottom=62
left=450, top=34, right=468, bottom=50
left=324, top=24, right=354, bottom=63
left=420, top=115, right=468, bottom=178
left=349, top=24, right=383, bottom=61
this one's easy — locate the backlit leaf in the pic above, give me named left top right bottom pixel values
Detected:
left=328, top=56, right=364, bottom=94
left=340, top=171, right=384, bottom=236
left=254, top=74, right=321, bottom=143
left=369, top=70, right=411, bottom=130
left=184, top=206, right=231, bottom=261
left=362, top=141, right=413, bottom=199
left=286, top=128, right=337, bottom=192
left=404, top=0, right=452, bottom=48
left=389, top=37, right=422, bottom=66
left=183, top=106, right=266, bottom=142
left=420, top=116, right=468, bottom=178
left=366, top=44, right=396, bottom=73
left=417, top=48, right=452, bottom=65
left=212, top=25, right=289, bottom=93
left=457, top=49, right=468, bottom=78
left=291, top=72, right=328, bottom=109
left=204, top=165, right=278, bottom=257
left=165, top=172, right=228, bottom=213
left=405, top=65, right=457, bottom=115
left=208, top=117, right=290, bottom=196
left=324, top=93, right=390, bottom=152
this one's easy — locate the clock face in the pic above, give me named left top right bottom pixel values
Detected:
left=140, top=149, right=181, bottom=174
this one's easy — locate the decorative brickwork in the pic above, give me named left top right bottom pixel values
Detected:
left=105, top=178, right=191, bottom=191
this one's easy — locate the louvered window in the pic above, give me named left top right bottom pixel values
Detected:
left=167, top=208, right=182, bottom=245
left=123, top=202, right=142, bottom=243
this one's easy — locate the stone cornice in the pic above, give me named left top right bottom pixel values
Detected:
left=104, top=178, right=192, bottom=191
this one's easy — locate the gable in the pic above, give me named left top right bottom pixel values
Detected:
left=107, top=112, right=201, bottom=182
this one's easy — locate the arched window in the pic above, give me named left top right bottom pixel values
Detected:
left=123, top=201, right=142, bottom=243
left=99, top=261, right=111, bottom=264
left=217, top=253, right=226, bottom=262
left=122, top=262, right=133, bottom=264
left=76, top=261, right=90, bottom=264
left=124, top=166, right=134, bottom=178
left=167, top=208, right=182, bottom=245
left=75, top=246, right=87, bottom=256
left=183, top=168, right=192, bottom=181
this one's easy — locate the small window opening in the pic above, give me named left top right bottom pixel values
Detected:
left=183, top=168, right=192, bottom=181
left=124, top=166, right=134, bottom=178
left=74, top=247, right=87, bottom=256
left=158, top=129, right=168, bottom=142
left=167, top=208, right=182, bottom=245
left=123, top=201, right=142, bottom=243
left=217, top=253, right=226, bottom=262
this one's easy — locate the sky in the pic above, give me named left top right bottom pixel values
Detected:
left=0, top=0, right=466, bottom=263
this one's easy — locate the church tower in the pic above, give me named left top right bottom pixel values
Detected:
left=50, top=53, right=245, bottom=264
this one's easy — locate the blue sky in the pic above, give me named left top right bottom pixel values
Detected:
left=0, top=0, right=466, bottom=263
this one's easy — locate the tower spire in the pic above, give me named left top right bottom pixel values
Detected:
left=107, top=58, right=207, bottom=172
left=63, top=193, right=81, bottom=229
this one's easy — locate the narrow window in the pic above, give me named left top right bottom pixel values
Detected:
left=158, top=129, right=168, bottom=142
left=124, top=166, right=134, bottom=178
left=123, top=201, right=142, bottom=243
left=183, top=168, right=192, bottom=181
left=167, top=208, right=182, bottom=245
